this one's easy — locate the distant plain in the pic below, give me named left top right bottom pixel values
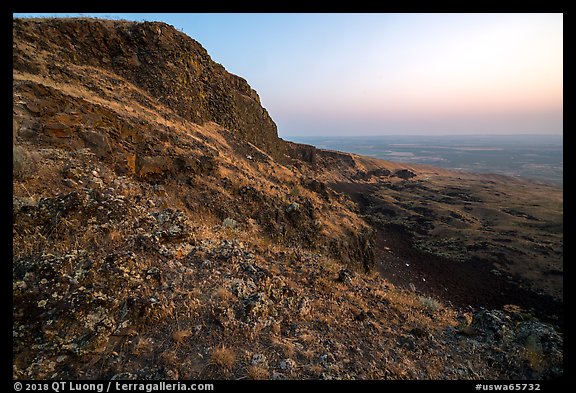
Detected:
left=290, top=135, right=563, bottom=185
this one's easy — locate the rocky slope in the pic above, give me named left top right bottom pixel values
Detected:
left=13, top=18, right=284, bottom=160
left=13, top=18, right=562, bottom=380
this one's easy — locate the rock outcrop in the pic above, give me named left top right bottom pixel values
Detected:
left=13, top=18, right=285, bottom=160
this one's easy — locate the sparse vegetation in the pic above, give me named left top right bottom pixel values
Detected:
left=172, top=330, right=192, bottom=345
left=523, top=335, right=545, bottom=372
left=246, top=365, right=269, bottom=380
left=12, top=17, right=562, bottom=381
left=222, top=218, right=238, bottom=229
left=210, top=347, right=236, bottom=372
left=418, top=296, right=443, bottom=312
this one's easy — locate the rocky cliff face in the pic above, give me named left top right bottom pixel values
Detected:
left=13, top=18, right=562, bottom=380
left=13, top=18, right=285, bottom=160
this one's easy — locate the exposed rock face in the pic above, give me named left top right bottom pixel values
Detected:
left=13, top=18, right=284, bottom=160
left=394, top=169, right=416, bottom=179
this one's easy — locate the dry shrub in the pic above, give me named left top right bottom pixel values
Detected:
left=210, top=346, right=235, bottom=371
left=418, top=296, right=443, bottom=312
left=132, top=337, right=154, bottom=355
left=107, top=229, right=124, bottom=244
left=301, top=348, right=315, bottom=360
left=270, top=336, right=296, bottom=358
left=172, top=330, right=192, bottom=345
left=246, top=365, right=269, bottom=380
left=160, top=350, right=179, bottom=369
left=308, top=364, right=323, bottom=376
left=213, top=287, right=233, bottom=303
left=298, top=332, right=314, bottom=344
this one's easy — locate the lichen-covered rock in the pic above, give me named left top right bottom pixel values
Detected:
left=150, top=208, right=191, bottom=242
left=285, top=202, right=300, bottom=214
left=251, top=353, right=268, bottom=367
left=243, top=293, right=269, bottom=321
left=278, top=358, right=296, bottom=372
left=471, top=309, right=514, bottom=343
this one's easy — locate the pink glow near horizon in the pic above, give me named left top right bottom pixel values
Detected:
left=15, top=13, right=562, bottom=136
left=267, top=13, right=563, bottom=136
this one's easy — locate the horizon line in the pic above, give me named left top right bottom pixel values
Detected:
left=283, top=133, right=564, bottom=138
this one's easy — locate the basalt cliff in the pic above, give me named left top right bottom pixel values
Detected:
left=13, top=18, right=563, bottom=380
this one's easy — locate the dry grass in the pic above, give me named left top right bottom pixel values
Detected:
left=172, top=330, right=192, bottom=345
left=80, top=225, right=105, bottom=250
left=160, top=349, right=179, bottom=369
left=418, top=296, right=443, bottom=312
left=270, top=336, right=297, bottom=359
left=372, top=288, right=390, bottom=299
left=213, top=287, right=233, bottom=302
left=523, top=335, right=546, bottom=373
left=298, top=332, right=315, bottom=345
left=131, top=337, right=154, bottom=356
left=315, top=276, right=337, bottom=296
left=308, top=364, right=323, bottom=377
left=319, top=257, right=340, bottom=273
left=246, top=365, right=269, bottom=380
left=210, top=346, right=236, bottom=372
left=107, top=229, right=124, bottom=244
left=270, top=321, right=281, bottom=336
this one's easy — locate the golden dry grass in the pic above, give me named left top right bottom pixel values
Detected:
left=210, top=346, right=236, bottom=372
left=213, top=287, right=233, bottom=303
left=131, top=337, right=154, bottom=356
left=246, top=365, right=269, bottom=380
left=172, top=330, right=192, bottom=345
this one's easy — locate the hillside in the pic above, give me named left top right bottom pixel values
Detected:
left=13, top=18, right=562, bottom=380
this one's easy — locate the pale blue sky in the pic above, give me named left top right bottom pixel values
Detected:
left=13, top=13, right=563, bottom=137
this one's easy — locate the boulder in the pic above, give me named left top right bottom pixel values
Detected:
left=394, top=169, right=416, bottom=179
left=136, top=155, right=172, bottom=179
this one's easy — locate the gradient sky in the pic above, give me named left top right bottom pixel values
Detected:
left=13, top=13, right=563, bottom=137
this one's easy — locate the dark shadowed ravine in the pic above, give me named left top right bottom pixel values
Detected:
left=330, top=181, right=563, bottom=328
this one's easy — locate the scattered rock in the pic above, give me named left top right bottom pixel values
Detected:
left=150, top=209, right=191, bottom=241
left=297, top=297, right=311, bottom=318
left=286, top=202, right=300, bottom=213
left=212, top=305, right=236, bottom=329
left=471, top=310, right=513, bottom=343
left=337, top=268, right=354, bottom=285
left=394, top=169, right=416, bottom=179
left=279, top=358, right=296, bottom=372
left=319, top=353, right=335, bottom=368
left=243, top=293, right=268, bottom=320
left=251, top=353, right=268, bottom=367
left=271, top=371, right=286, bottom=380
